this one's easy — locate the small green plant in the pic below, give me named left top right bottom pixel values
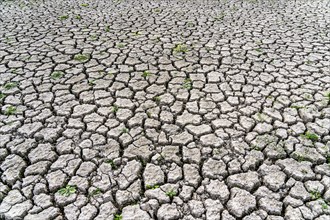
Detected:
left=59, top=15, right=69, bottom=20
left=81, top=3, right=89, bottom=7
left=205, top=47, right=211, bottom=52
left=154, top=8, right=161, bottom=13
left=310, top=189, right=321, bottom=200
left=146, top=184, right=160, bottom=190
left=213, top=149, right=220, bottom=155
left=90, top=35, right=97, bottom=41
left=132, top=31, right=141, bottom=36
left=256, top=113, right=265, bottom=121
left=232, top=6, right=238, bottom=11
left=88, top=79, right=96, bottom=86
left=215, top=12, right=225, bottom=20
left=112, top=105, right=119, bottom=113
left=321, top=201, right=328, bottom=210
left=157, top=154, right=165, bottom=162
left=19, top=2, right=26, bottom=9
left=58, top=185, right=76, bottom=197
left=255, top=48, right=263, bottom=53
left=252, top=145, right=261, bottom=151
left=51, top=71, right=64, bottom=80
left=0, top=92, right=5, bottom=100
left=154, top=96, right=161, bottom=104
left=301, top=169, right=308, bottom=174
left=296, top=154, right=307, bottom=162
left=265, top=95, right=274, bottom=100
left=166, top=189, right=176, bottom=198
left=74, top=54, right=89, bottom=62
left=4, top=106, right=17, bottom=116
left=89, top=188, right=101, bottom=197
left=75, top=15, right=82, bottom=20
left=142, top=71, right=151, bottom=78
left=302, top=131, right=319, bottom=142
left=173, top=44, right=188, bottom=53
left=117, top=43, right=125, bottom=48
left=146, top=111, right=151, bottom=118
left=303, top=93, right=313, bottom=100
left=140, top=159, right=147, bottom=166
left=291, top=105, right=304, bottom=110
left=5, top=37, right=13, bottom=45
left=105, top=26, right=110, bottom=32
left=325, top=92, right=330, bottom=102
left=114, top=214, right=122, bottom=220
left=105, top=159, right=118, bottom=169
left=187, top=22, right=194, bottom=27
left=3, top=82, right=18, bottom=90
left=182, top=78, right=192, bottom=89
left=326, top=155, right=330, bottom=164
left=121, top=128, right=129, bottom=134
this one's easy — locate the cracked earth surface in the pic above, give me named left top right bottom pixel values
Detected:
left=0, top=0, right=330, bottom=219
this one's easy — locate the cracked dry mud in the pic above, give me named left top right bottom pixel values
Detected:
left=0, top=0, right=330, bottom=219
